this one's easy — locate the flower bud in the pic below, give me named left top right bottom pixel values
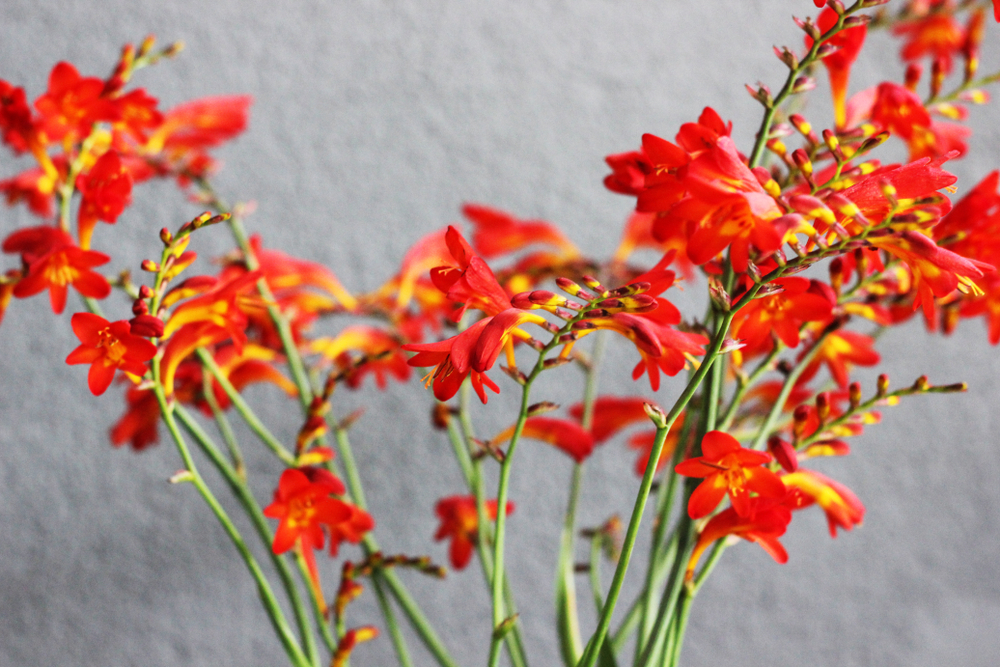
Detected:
left=556, top=277, right=594, bottom=300
left=794, top=16, right=821, bottom=41
left=581, top=275, right=608, bottom=296
left=904, top=64, right=922, bottom=91
left=857, top=131, right=889, bottom=154
left=843, top=14, right=871, bottom=28
left=431, top=403, right=451, bottom=430
left=826, top=0, right=845, bottom=15
left=912, top=375, right=930, bottom=392
left=138, top=284, right=154, bottom=299
left=876, top=374, right=890, bottom=397
left=768, top=436, right=798, bottom=473
left=160, top=227, right=173, bottom=245
left=816, top=392, right=831, bottom=423
left=129, top=314, right=165, bottom=338
left=131, top=298, right=149, bottom=316
left=791, top=76, right=816, bottom=94
left=141, top=259, right=160, bottom=272
left=527, top=401, right=560, bottom=417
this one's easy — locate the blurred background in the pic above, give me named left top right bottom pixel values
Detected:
left=1, top=1, right=999, bottom=665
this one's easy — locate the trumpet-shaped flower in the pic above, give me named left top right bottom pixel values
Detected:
left=686, top=497, right=792, bottom=582
left=809, top=7, right=868, bottom=128
left=491, top=417, right=595, bottom=463
left=781, top=469, right=865, bottom=537
left=675, top=430, right=786, bottom=519
left=65, top=313, right=157, bottom=395
left=462, top=204, right=578, bottom=260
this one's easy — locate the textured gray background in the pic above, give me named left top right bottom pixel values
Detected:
left=1, top=1, right=1000, bottom=665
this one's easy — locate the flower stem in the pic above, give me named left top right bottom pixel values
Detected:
left=196, top=347, right=297, bottom=465
left=173, top=405, right=322, bottom=661
left=154, top=388, right=308, bottom=667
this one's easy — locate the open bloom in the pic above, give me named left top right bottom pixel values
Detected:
left=675, top=430, right=786, bottom=519
left=434, top=496, right=513, bottom=570
left=686, top=497, right=792, bottom=582
left=65, top=313, right=157, bottom=395
left=263, top=468, right=352, bottom=555
left=782, top=469, right=864, bottom=537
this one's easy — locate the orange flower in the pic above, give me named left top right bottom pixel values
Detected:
left=65, top=313, right=157, bottom=395
left=809, top=7, right=868, bottom=128
left=3, top=226, right=110, bottom=314
left=327, top=504, right=375, bottom=557
left=430, top=225, right=512, bottom=319
left=263, top=468, right=352, bottom=555
left=462, top=203, right=578, bottom=260
left=434, top=495, right=513, bottom=570
left=491, top=417, right=595, bottom=463
left=311, top=326, right=411, bottom=390
left=781, top=469, right=864, bottom=537
left=892, top=12, right=966, bottom=72
left=675, top=430, right=786, bottom=519
left=799, top=329, right=880, bottom=388
left=729, top=277, right=834, bottom=356
left=76, top=150, right=133, bottom=249
left=686, top=497, right=792, bottom=582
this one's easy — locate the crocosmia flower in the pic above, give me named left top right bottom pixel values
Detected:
left=686, top=497, right=792, bottom=582
left=675, top=430, right=786, bottom=519
left=76, top=150, right=133, bottom=249
left=434, top=495, right=513, bottom=570
left=263, top=468, right=352, bottom=555
left=65, top=313, right=157, bottom=395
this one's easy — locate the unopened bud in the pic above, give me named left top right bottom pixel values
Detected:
left=431, top=403, right=451, bottom=430
left=791, top=76, right=816, bottom=94
left=493, top=614, right=520, bottom=641
left=822, top=129, right=844, bottom=160
left=138, top=284, right=154, bottom=299
left=137, top=35, right=156, bottom=58
left=169, top=470, right=195, bottom=484
left=163, top=41, right=184, bottom=58
left=826, top=0, right=845, bottom=15
left=904, top=64, right=922, bottom=91
left=792, top=149, right=813, bottom=178
left=141, top=259, right=160, bottom=272
left=527, top=401, right=560, bottom=417
left=556, top=277, right=594, bottom=300
left=129, top=314, right=164, bottom=338
left=643, top=402, right=668, bottom=429
left=581, top=275, right=608, bottom=296
left=789, top=114, right=816, bottom=143
left=708, top=278, right=731, bottom=312
left=795, top=16, right=821, bottom=41
left=774, top=45, right=799, bottom=70
left=858, top=131, right=889, bottom=154
left=843, top=14, right=871, bottom=28
left=131, top=298, right=149, bottom=316
left=912, top=375, right=930, bottom=392
left=930, top=57, right=946, bottom=100
left=160, top=227, right=173, bottom=245
left=816, top=392, right=831, bottom=422
left=876, top=374, right=890, bottom=397
left=768, top=436, right=798, bottom=473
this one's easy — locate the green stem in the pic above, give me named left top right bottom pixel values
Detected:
left=577, top=419, right=671, bottom=667
left=334, top=425, right=457, bottom=667
left=717, top=343, right=783, bottom=433
left=154, top=390, right=308, bottom=666
left=588, top=536, right=605, bottom=616
left=196, top=347, right=297, bottom=465
left=370, top=574, right=414, bottom=667
left=201, top=367, right=246, bottom=478
left=173, top=406, right=321, bottom=661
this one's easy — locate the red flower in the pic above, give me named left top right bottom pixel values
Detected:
left=686, top=497, right=792, bottom=582
left=434, top=495, right=513, bottom=570
left=491, top=417, right=595, bottom=463
left=65, top=313, right=157, bottom=395
left=892, top=12, right=966, bottom=72
left=798, top=329, right=880, bottom=388
left=675, top=430, right=786, bottom=519
left=110, top=385, right=161, bottom=451
left=430, top=226, right=512, bottom=319
left=76, top=150, right=133, bottom=249
left=782, top=469, right=864, bottom=537
left=327, top=504, right=375, bottom=557
left=809, top=7, right=867, bottom=128
left=3, top=226, right=110, bottom=314
left=462, top=204, right=578, bottom=260
left=263, top=468, right=353, bottom=555
left=34, top=62, right=119, bottom=142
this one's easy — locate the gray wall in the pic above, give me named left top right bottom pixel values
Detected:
left=1, top=1, right=999, bottom=665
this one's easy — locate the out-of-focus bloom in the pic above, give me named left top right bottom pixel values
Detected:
left=675, top=430, right=786, bottom=519
left=34, top=62, right=119, bottom=143
left=491, top=417, right=595, bottom=462
left=3, top=226, right=110, bottom=314
left=798, top=328, right=880, bottom=388
left=65, top=313, right=157, bottom=395
left=782, top=469, right=864, bottom=537
left=892, top=11, right=966, bottom=72
left=331, top=627, right=379, bottom=667
left=462, top=203, right=578, bottom=260
left=568, top=396, right=652, bottom=444
left=434, top=495, right=513, bottom=570
left=311, top=326, right=410, bottom=390
left=685, top=497, right=792, bottom=582
left=110, top=385, right=161, bottom=451
left=327, top=503, right=376, bottom=557
left=809, top=7, right=868, bottom=128
left=76, top=150, right=133, bottom=249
